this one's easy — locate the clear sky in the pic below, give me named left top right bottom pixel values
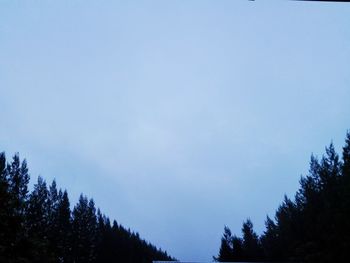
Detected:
left=1, top=0, right=350, bottom=261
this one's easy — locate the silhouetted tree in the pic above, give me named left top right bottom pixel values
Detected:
left=56, top=190, right=73, bottom=262
left=0, top=152, right=10, bottom=261
left=47, top=181, right=72, bottom=263
left=71, top=195, right=97, bottom=263
left=260, top=216, right=280, bottom=261
left=231, top=235, right=244, bottom=261
left=95, top=210, right=113, bottom=263
left=215, top=131, right=350, bottom=262
left=6, top=154, right=30, bottom=262
left=338, top=131, right=350, bottom=260
left=214, top=226, right=233, bottom=261
left=241, top=219, right=263, bottom=261
left=26, top=176, right=51, bottom=261
left=0, top=152, right=174, bottom=263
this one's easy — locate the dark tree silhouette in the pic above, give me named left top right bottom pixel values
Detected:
left=71, top=195, right=98, bottom=263
left=231, top=235, right=244, bottom=261
left=26, top=176, right=51, bottom=261
left=6, top=154, right=30, bottom=262
left=260, top=216, right=280, bottom=261
left=47, top=181, right=72, bottom=263
left=216, top=131, right=350, bottom=262
left=55, top=190, right=72, bottom=262
left=0, top=152, right=174, bottom=263
left=241, top=219, right=263, bottom=261
left=214, top=226, right=233, bottom=261
left=0, top=152, right=10, bottom=261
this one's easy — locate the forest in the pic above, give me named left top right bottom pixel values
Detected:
left=0, top=152, right=174, bottom=263
left=2, top=131, right=350, bottom=263
left=214, top=132, right=350, bottom=262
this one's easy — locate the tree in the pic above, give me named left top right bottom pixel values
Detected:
left=0, top=152, right=174, bottom=263
left=71, top=195, right=97, bottom=263
left=0, top=152, right=10, bottom=261
left=26, top=176, right=51, bottom=261
left=231, top=235, right=244, bottom=262
left=7, top=154, right=30, bottom=213
left=55, top=190, right=72, bottom=262
left=214, top=131, right=350, bottom=262
left=343, top=131, right=350, bottom=177
left=241, top=219, right=263, bottom=261
left=214, top=226, right=233, bottom=261
left=6, top=154, right=31, bottom=262
left=95, top=210, right=113, bottom=263
left=47, top=180, right=72, bottom=263
left=47, top=180, right=60, bottom=261
left=338, top=131, right=350, bottom=260
left=260, top=216, right=280, bottom=262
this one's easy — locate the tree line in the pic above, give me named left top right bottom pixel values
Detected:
left=215, top=131, right=350, bottom=262
left=0, top=152, right=174, bottom=263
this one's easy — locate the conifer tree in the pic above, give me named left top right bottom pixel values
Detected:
left=6, top=154, right=30, bottom=261
left=46, top=181, right=72, bottom=262
left=72, top=195, right=97, bottom=263
left=0, top=152, right=10, bottom=261
left=56, top=190, right=72, bottom=262
left=343, top=132, right=350, bottom=177
left=0, top=151, right=174, bottom=263
left=47, top=180, right=60, bottom=261
left=214, top=226, right=233, bottom=261
left=231, top=235, right=244, bottom=262
left=339, top=131, right=350, bottom=259
left=26, top=176, right=51, bottom=261
left=215, top=132, right=350, bottom=262
left=241, top=219, right=263, bottom=262
left=260, top=216, right=280, bottom=261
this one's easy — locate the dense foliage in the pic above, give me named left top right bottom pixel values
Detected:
left=0, top=152, right=174, bottom=263
left=215, top=131, right=350, bottom=262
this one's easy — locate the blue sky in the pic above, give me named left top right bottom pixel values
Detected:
left=1, top=0, right=350, bottom=261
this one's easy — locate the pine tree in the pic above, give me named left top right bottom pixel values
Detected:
left=72, top=195, right=97, bottom=263
left=241, top=219, right=263, bottom=262
left=260, top=216, right=280, bottom=261
left=56, top=190, right=72, bottom=262
left=275, top=196, right=301, bottom=261
left=47, top=180, right=60, bottom=261
left=214, top=226, right=233, bottom=261
left=0, top=152, right=10, bottom=261
left=6, top=154, right=31, bottom=262
left=343, top=131, right=350, bottom=177
left=7, top=154, right=30, bottom=213
left=339, top=131, right=350, bottom=260
left=211, top=131, right=350, bottom=262
left=26, top=176, right=52, bottom=262
left=1, top=151, right=174, bottom=263
left=47, top=181, right=72, bottom=262
left=231, top=235, right=244, bottom=262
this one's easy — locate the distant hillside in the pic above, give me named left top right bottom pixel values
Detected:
left=0, top=152, right=175, bottom=263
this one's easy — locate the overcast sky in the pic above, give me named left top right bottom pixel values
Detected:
left=1, top=0, right=350, bottom=261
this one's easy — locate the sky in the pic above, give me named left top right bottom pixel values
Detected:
left=1, top=0, right=350, bottom=261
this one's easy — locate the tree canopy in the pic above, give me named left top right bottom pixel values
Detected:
left=215, top=131, right=350, bottom=262
left=0, top=153, right=174, bottom=263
